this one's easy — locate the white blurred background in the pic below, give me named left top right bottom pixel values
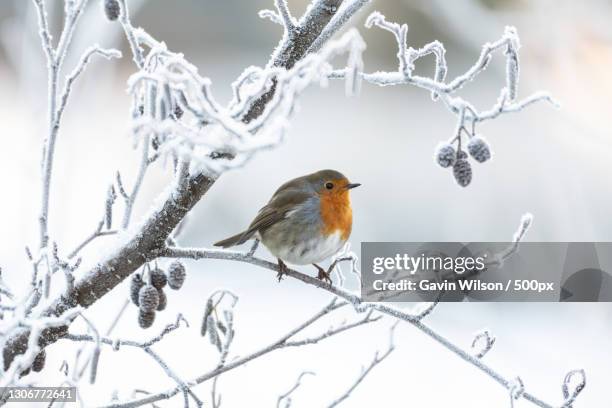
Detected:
left=1, top=0, right=612, bottom=406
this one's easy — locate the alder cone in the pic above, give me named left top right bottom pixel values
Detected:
left=150, top=268, right=167, bottom=290
left=130, top=273, right=144, bottom=306
left=167, top=261, right=186, bottom=290
left=32, top=350, right=46, bottom=372
left=139, top=284, right=159, bottom=312
left=435, top=143, right=456, bottom=168
left=103, top=0, right=120, bottom=21
left=467, top=136, right=492, bottom=163
left=453, top=159, right=472, bottom=187
left=156, top=289, right=167, bottom=311
left=138, top=309, right=156, bottom=329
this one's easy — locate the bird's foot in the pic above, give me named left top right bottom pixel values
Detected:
left=277, top=259, right=288, bottom=282
left=313, top=264, right=332, bottom=285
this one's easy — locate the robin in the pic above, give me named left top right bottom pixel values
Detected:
left=214, top=169, right=360, bottom=283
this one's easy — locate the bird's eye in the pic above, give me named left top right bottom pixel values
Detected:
left=325, top=182, right=334, bottom=190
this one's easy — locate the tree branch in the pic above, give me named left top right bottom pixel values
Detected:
left=274, top=0, right=297, bottom=33
left=243, top=0, right=354, bottom=122
left=157, top=244, right=560, bottom=408
left=277, top=371, right=315, bottom=408
left=2, top=0, right=366, bottom=373
left=327, top=322, right=396, bottom=407
left=32, top=0, right=95, bottom=250
left=96, top=299, right=379, bottom=407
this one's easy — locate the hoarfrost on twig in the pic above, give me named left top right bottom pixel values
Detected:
left=471, top=329, right=496, bottom=358
left=277, top=371, right=316, bottom=408
left=333, top=12, right=560, bottom=186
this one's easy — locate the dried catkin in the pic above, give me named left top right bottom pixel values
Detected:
left=207, top=316, right=222, bottom=352
left=201, top=298, right=213, bottom=336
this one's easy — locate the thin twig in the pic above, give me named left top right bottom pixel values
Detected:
left=31, top=0, right=95, bottom=249
left=95, top=300, right=379, bottom=407
left=277, top=371, right=315, bottom=408
left=327, top=322, right=397, bottom=407
left=117, top=0, right=145, bottom=68
left=68, top=219, right=117, bottom=259
left=121, top=135, right=151, bottom=228
left=274, top=0, right=296, bottom=33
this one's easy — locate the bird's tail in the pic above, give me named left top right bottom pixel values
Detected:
left=213, top=230, right=255, bottom=248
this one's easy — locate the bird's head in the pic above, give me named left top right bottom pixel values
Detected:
left=308, top=169, right=360, bottom=198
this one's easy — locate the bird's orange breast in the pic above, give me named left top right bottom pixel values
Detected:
left=319, top=191, right=353, bottom=240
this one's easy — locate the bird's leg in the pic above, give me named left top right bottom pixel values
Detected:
left=313, top=263, right=332, bottom=284
left=277, top=258, right=288, bottom=282
left=247, top=239, right=260, bottom=257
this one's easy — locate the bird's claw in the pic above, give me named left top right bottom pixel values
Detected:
left=277, top=259, right=288, bottom=282
left=314, top=264, right=332, bottom=285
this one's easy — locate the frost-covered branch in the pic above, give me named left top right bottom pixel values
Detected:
left=277, top=371, right=316, bottom=408
left=56, top=45, right=122, bottom=129
left=275, top=0, right=297, bottom=31
left=95, top=298, right=379, bottom=407
left=159, top=245, right=444, bottom=323
left=64, top=314, right=202, bottom=406
left=331, top=11, right=559, bottom=187
left=471, top=329, right=496, bottom=359
left=1, top=307, right=82, bottom=387
left=509, top=377, right=525, bottom=408
left=158, top=215, right=582, bottom=408
left=124, top=27, right=365, bottom=175
left=487, top=212, right=533, bottom=268
left=117, top=139, right=152, bottom=228
left=50, top=242, right=81, bottom=293
left=259, top=9, right=284, bottom=26
left=73, top=299, right=129, bottom=382
left=275, top=321, right=396, bottom=408
left=117, top=0, right=145, bottom=67
left=245, top=0, right=367, bottom=122
left=15, top=6, right=123, bottom=373
left=32, top=0, right=119, bottom=249
left=327, top=322, right=396, bottom=408
left=561, top=369, right=586, bottom=408
left=29, top=0, right=119, bottom=304
left=307, top=0, right=371, bottom=53
left=68, top=219, right=117, bottom=259
left=328, top=243, right=360, bottom=286
left=261, top=0, right=297, bottom=34
left=75, top=312, right=101, bottom=384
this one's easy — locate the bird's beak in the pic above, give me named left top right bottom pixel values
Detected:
left=345, top=183, right=361, bottom=190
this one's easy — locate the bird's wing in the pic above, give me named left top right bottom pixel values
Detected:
left=213, top=189, right=312, bottom=248
left=246, top=189, right=312, bottom=235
